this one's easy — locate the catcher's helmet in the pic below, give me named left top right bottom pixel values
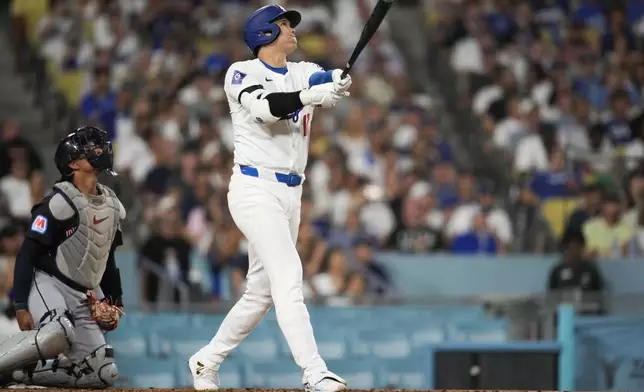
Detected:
left=243, top=4, right=301, bottom=57
left=55, top=126, right=117, bottom=178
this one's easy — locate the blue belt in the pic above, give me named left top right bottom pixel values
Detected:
left=239, top=165, right=303, bottom=187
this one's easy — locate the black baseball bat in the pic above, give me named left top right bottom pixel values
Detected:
left=341, top=0, right=395, bottom=79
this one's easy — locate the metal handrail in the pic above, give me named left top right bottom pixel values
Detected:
left=137, top=256, right=190, bottom=311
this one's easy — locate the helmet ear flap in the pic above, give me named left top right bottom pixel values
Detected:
left=251, top=24, right=281, bottom=56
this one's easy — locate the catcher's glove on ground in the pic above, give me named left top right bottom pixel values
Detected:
left=87, top=291, right=123, bottom=331
left=300, top=83, right=349, bottom=108
left=332, top=69, right=352, bottom=93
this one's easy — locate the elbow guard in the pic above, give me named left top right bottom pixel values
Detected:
left=240, top=88, right=281, bottom=125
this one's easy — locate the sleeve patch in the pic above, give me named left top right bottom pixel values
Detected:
left=232, top=70, right=247, bottom=85
left=31, top=215, right=48, bottom=234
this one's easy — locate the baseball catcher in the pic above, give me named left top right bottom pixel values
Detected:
left=0, top=126, right=126, bottom=388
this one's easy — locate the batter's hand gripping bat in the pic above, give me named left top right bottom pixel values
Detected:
left=340, top=0, right=395, bottom=79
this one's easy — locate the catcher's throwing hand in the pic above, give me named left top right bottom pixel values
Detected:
left=86, top=291, right=123, bottom=331
left=331, top=69, right=352, bottom=93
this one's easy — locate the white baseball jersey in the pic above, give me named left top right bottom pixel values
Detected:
left=223, top=59, right=326, bottom=174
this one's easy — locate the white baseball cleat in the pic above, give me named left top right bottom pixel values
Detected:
left=188, top=354, right=219, bottom=390
left=7, top=384, right=47, bottom=389
left=303, top=371, right=348, bottom=392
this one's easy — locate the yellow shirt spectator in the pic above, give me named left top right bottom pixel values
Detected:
left=583, top=217, right=634, bottom=258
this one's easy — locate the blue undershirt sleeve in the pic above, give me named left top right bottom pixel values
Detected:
left=308, top=70, right=334, bottom=87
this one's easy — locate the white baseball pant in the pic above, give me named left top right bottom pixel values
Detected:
left=198, top=169, right=327, bottom=379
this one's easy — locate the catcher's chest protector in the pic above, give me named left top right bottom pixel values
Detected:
left=54, top=182, right=121, bottom=289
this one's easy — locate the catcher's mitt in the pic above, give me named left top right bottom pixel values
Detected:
left=87, top=291, right=124, bottom=331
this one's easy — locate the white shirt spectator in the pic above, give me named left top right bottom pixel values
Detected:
left=37, top=14, right=74, bottom=61
left=531, top=80, right=553, bottom=108
left=557, top=122, right=591, bottom=160
left=446, top=203, right=513, bottom=245
left=308, top=159, right=333, bottom=218
left=450, top=37, right=484, bottom=74
left=624, top=138, right=644, bottom=170
left=119, top=0, right=147, bottom=17
left=514, top=133, right=549, bottom=173
left=311, top=273, right=341, bottom=297
left=472, top=84, right=503, bottom=116
left=427, top=209, right=445, bottom=231
left=360, top=201, right=395, bottom=242
left=114, top=134, right=156, bottom=185
left=497, top=49, right=529, bottom=87
left=493, top=117, right=527, bottom=152
left=0, top=176, right=32, bottom=220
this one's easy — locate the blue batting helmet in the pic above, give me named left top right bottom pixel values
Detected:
left=243, top=5, right=301, bottom=56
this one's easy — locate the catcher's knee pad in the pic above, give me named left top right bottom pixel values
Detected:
left=0, top=308, right=75, bottom=374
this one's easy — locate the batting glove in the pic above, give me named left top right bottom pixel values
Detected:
left=300, top=83, right=348, bottom=108
left=332, top=69, right=352, bottom=93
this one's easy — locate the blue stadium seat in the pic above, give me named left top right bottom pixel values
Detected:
left=404, top=323, right=446, bottom=348
left=325, top=359, right=377, bottom=389
left=190, top=314, right=226, bottom=329
left=175, top=357, right=245, bottom=388
left=237, top=328, right=279, bottom=360
left=116, top=357, right=177, bottom=388
left=104, top=328, right=147, bottom=357
left=351, top=330, right=411, bottom=359
left=148, top=327, right=213, bottom=357
left=278, top=330, right=349, bottom=360
left=246, top=360, right=302, bottom=388
left=378, top=355, right=429, bottom=389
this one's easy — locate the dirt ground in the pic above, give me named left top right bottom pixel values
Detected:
left=0, top=389, right=554, bottom=392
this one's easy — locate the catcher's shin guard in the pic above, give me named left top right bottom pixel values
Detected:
left=13, top=344, right=118, bottom=388
left=0, top=309, right=75, bottom=374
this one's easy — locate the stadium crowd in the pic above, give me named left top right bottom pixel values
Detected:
left=0, top=0, right=643, bottom=306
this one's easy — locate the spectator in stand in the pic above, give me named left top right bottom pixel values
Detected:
left=310, top=248, right=352, bottom=305
left=601, top=89, right=638, bottom=147
left=509, top=180, right=555, bottom=253
left=387, top=181, right=445, bottom=253
left=514, top=99, right=552, bottom=174
left=0, top=158, right=33, bottom=224
left=565, top=182, right=604, bottom=237
left=352, top=238, right=392, bottom=296
left=80, top=66, right=117, bottom=139
left=446, top=180, right=512, bottom=253
left=0, top=119, right=42, bottom=179
left=449, top=213, right=499, bottom=255
left=583, top=193, right=634, bottom=258
left=547, top=229, right=605, bottom=315
left=0, top=224, right=22, bottom=304
left=139, top=205, right=192, bottom=305
left=530, top=147, right=581, bottom=201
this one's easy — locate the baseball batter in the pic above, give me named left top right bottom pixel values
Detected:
left=189, top=4, right=351, bottom=391
left=0, top=126, right=126, bottom=388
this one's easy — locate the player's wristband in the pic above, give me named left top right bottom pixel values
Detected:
left=13, top=302, right=28, bottom=311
